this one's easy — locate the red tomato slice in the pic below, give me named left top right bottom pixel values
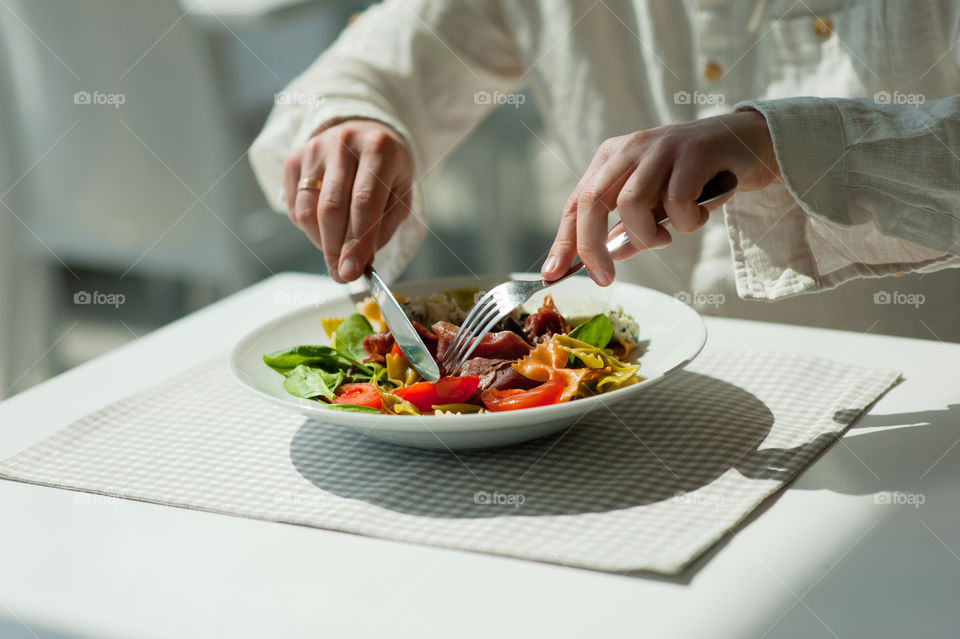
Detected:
left=435, top=375, right=479, bottom=404
left=481, top=374, right=564, bottom=412
left=392, top=381, right=437, bottom=412
left=393, top=376, right=480, bottom=412
left=331, top=383, right=381, bottom=409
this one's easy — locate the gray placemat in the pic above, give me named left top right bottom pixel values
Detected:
left=0, top=351, right=900, bottom=574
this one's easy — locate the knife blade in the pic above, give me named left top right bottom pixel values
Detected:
left=362, top=264, right=441, bottom=382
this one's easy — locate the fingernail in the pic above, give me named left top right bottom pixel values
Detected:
left=543, top=256, right=558, bottom=273
left=595, top=270, right=612, bottom=286
left=340, top=257, right=358, bottom=280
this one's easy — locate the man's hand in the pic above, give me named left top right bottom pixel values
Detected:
left=283, top=119, right=414, bottom=282
left=541, top=109, right=780, bottom=286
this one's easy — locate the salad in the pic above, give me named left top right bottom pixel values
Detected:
left=263, top=289, right=645, bottom=415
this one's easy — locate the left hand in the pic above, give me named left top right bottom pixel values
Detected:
left=541, top=109, right=781, bottom=286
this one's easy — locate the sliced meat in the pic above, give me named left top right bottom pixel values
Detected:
left=523, top=294, right=569, bottom=343
left=458, top=357, right=539, bottom=393
left=493, top=315, right=526, bottom=340
left=412, top=321, right=438, bottom=353
left=433, top=321, right=532, bottom=372
left=362, top=332, right=395, bottom=360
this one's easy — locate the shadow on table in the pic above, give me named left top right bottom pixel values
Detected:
left=783, top=402, right=960, bottom=496
left=291, top=371, right=785, bottom=519
left=289, top=370, right=901, bottom=583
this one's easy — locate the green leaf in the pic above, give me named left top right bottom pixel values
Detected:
left=567, top=314, right=615, bottom=365
left=282, top=365, right=342, bottom=400
left=263, top=345, right=353, bottom=374
left=321, top=403, right=381, bottom=414
left=334, top=313, right=374, bottom=362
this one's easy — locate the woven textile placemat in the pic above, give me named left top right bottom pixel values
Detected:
left=0, top=351, right=900, bottom=574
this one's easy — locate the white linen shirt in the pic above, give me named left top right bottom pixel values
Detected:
left=250, top=0, right=960, bottom=337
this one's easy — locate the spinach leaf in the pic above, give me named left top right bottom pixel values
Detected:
left=567, top=314, right=614, bottom=365
left=282, top=364, right=343, bottom=400
left=263, top=345, right=354, bottom=374
left=334, top=313, right=374, bottom=361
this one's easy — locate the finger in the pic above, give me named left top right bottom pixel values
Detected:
left=576, top=188, right=616, bottom=286
left=282, top=151, right=301, bottom=217
left=575, top=150, right=644, bottom=285
left=338, top=150, right=393, bottom=281
left=376, top=185, right=411, bottom=249
left=616, top=158, right=672, bottom=253
left=541, top=195, right=578, bottom=280
left=316, top=145, right=357, bottom=282
left=293, top=179, right=323, bottom=253
left=542, top=141, right=624, bottom=280
left=607, top=222, right=670, bottom=262
left=663, top=162, right=711, bottom=233
left=702, top=191, right=734, bottom=213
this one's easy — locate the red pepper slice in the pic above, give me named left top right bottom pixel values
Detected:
left=480, top=374, right=564, bottom=412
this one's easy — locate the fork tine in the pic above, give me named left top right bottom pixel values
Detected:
left=442, top=296, right=495, bottom=368
left=448, top=305, right=508, bottom=375
left=442, top=301, right=503, bottom=372
left=441, top=304, right=493, bottom=371
left=442, top=288, right=503, bottom=368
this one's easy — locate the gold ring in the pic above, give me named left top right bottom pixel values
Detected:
left=297, top=178, right=322, bottom=191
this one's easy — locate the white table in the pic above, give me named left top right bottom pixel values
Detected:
left=1, top=273, right=958, bottom=638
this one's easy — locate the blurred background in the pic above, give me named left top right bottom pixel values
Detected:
left=2, top=0, right=959, bottom=400
left=0, top=0, right=572, bottom=398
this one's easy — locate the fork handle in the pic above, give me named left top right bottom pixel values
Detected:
left=544, top=170, right=738, bottom=285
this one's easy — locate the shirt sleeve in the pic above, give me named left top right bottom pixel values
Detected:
left=724, top=96, right=960, bottom=300
left=248, top=0, right=525, bottom=282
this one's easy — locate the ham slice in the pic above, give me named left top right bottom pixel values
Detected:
left=458, top=357, right=539, bottom=392
left=432, top=321, right=532, bottom=374
left=362, top=332, right=395, bottom=361
left=522, top=294, right=570, bottom=343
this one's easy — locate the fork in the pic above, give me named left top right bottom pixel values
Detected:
left=440, top=170, right=738, bottom=375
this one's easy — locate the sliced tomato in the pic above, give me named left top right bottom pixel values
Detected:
left=435, top=375, right=479, bottom=404
left=481, top=374, right=564, bottom=412
left=331, top=383, right=381, bottom=409
left=392, top=381, right=436, bottom=412
left=393, top=376, right=480, bottom=412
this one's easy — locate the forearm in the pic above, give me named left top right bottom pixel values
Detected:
left=250, top=0, right=525, bottom=213
left=736, top=95, right=960, bottom=255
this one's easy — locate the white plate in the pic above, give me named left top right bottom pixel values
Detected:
left=229, top=274, right=706, bottom=451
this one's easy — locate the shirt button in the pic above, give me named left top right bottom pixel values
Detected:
left=814, top=17, right=833, bottom=38
left=703, top=61, right=724, bottom=82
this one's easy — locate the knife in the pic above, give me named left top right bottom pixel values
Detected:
left=362, top=264, right=441, bottom=382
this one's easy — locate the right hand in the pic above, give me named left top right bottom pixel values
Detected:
left=283, top=119, right=414, bottom=282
